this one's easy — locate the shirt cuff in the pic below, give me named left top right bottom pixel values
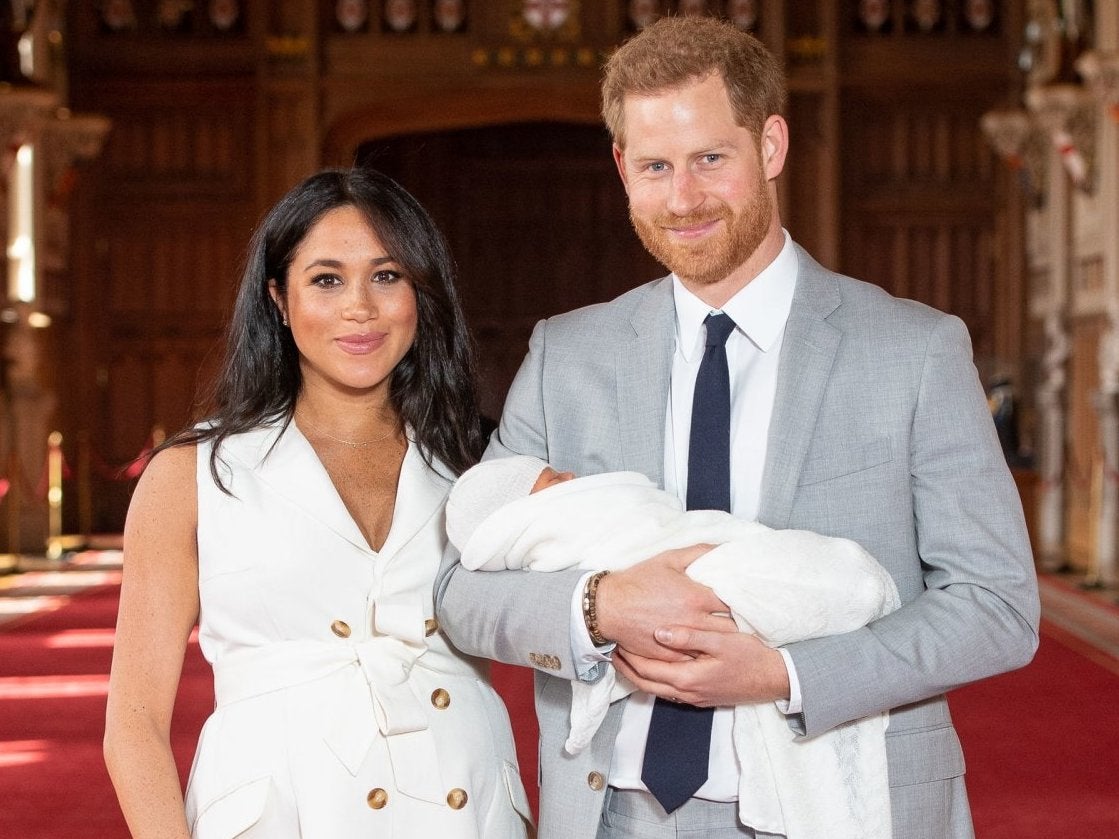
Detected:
left=774, top=647, right=803, bottom=715
left=570, top=570, right=615, bottom=681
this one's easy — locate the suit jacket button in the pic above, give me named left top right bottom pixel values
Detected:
left=447, top=788, right=468, bottom=809
left=331, top=620, right=351, bottom=638
left=367, top=788, right=388, bottom=809
left=425, top=617, right=439, bottom=636
left=529, top=652, right=561, bottom=670
left=587, top=771, right=605, bottom=791
left=431, top=688, right=451, bottom=709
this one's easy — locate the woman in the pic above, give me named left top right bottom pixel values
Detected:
left=103, top=168, right=532, bottom=838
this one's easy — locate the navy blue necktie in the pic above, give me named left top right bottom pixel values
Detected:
left=641, top=312, right=736, bottom=814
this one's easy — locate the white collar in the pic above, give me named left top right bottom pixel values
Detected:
left=672, top=229, right=798, bottom=362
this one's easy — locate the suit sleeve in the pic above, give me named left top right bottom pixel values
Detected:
left=435, top=319, right=590, bottom=681
left=786, top=314, right=1040, bottom=737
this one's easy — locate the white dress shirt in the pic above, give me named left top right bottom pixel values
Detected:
left=571, top=231, right=800, bottom=802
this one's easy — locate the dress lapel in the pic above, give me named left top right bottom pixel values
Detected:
left=375, top=443, right=452, bottom=563
left=759, top=246, right=843, bottom=528
left=224, top=424, right=451, bottom=560
left=227, top=422, right=375, bottom=555
left=617, top=278, right=675, bottom=487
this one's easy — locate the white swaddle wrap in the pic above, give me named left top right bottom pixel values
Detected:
left=448, top=465, right=900, bottom=839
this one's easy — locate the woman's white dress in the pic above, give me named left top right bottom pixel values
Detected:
left=183, top=424, right=531, bottom=838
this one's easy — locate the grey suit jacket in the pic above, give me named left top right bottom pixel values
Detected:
left=436, top=244, right=1040, bottom=839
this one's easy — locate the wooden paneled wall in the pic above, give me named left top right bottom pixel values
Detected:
left=840, top=93, right=1004, bottom=358
left=55, top=0, right=1027, bottom=533
left=63, top=74, right=258, bottom=532
left=837, top=1, right=1025, bottom=372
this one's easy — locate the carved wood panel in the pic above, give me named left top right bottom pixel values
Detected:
left=1065, top=313, right=1103, bottom=573
left=61, top=80, right=256, bottom=533
left=840, top=91, right=1006, bottom=364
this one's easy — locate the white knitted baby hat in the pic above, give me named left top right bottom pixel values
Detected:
left=445, top=455, right=550, bottom=552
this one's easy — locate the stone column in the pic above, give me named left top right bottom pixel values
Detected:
left=0, top=86, right=107, bottom=556
left=1078, top=51, right=1119, bottom=586
left=1035, top=310, right=1070, bottom=571
left=34, top=111, right=108, bottom=558
left=0, top=84, right=57, bottom=557
left=1025, top=84, right=1090, bottom=571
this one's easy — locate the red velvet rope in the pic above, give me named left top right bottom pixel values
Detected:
left=0, top=432, right=155, bottom=509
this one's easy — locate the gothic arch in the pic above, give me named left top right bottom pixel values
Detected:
left=322, top=82, right=604, bottom=164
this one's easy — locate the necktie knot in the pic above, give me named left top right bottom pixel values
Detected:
left=704, top=312, right=736, bottom=348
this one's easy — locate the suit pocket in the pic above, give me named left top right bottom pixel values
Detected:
left=798, top=437, right=892, bottom=486
left=885, top=724, right=965, bottom=787
left=189, top=775, right=272, bottom=838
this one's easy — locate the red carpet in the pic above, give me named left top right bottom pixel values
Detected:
left=951, top=620, right=1119, bottom=837
left=0, top=583, right=212, bottom=838
left=2, top=582, right=1117, bottom=837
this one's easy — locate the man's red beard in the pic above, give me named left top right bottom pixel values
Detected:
left=630, top=185, right=772, bottom=287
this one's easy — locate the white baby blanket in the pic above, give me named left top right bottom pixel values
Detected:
left=456, top=470, right=899, bottom=839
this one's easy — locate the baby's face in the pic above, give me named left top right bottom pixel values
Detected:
left=531, top=467, right=576, bottom=494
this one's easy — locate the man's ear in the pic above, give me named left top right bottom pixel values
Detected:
left=612, top=144, right=630, bottom=194
left=760, top=115, right=789, bottom=181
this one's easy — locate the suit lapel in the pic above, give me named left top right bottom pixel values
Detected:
left=617, top=278, right=674, bottom=486
left=759, top=246, right=843, bottom=528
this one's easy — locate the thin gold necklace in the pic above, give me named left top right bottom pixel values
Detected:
left=297, top=412, right=400, bottom=448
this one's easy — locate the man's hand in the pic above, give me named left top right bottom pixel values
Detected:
left=595, top=544, right=728, bottom=661
left=614, top=627, right=791, bottom=707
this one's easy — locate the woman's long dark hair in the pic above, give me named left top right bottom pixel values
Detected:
left=162, top=167, right=484, bottom=486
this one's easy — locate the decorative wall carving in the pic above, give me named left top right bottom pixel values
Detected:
left=981, top=108, right=1049, bottom=205
left=1077, top=50, right=1119, bottom=121
left=1026, top=83, right=1096, bottom=193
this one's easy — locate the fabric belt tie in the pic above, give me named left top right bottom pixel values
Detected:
left=211, top=635, right=446, bottom=804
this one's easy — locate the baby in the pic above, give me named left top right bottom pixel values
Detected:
left=446, top=456, right=900, bottom=839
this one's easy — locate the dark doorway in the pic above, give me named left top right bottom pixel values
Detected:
left=358, top=122, right=663, bottom=420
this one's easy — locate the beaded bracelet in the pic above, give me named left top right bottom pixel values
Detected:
left=582, top=570, right=610, bottom=646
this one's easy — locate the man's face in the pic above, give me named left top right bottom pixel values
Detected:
left=613, top=74, right=780, bottom=296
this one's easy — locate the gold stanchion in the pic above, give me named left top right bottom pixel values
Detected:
left=45, top=431, right=94, bottom=559
left=45, top=431, right=64, bottom=560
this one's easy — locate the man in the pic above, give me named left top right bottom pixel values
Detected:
left=436, top=15, right=1039, bottom=839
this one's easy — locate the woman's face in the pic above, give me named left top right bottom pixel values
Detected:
left=271, top=205, right=418, bottom=401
